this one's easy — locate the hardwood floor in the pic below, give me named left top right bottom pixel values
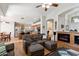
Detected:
left=14, top=39, right=26, bottom=56
left=5, top=38, right=50, bottom=56
left=5, top=38, right=79, bottom=56
left=5, top=38, right=26, bottom=56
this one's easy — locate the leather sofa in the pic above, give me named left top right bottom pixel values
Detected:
left=5, top=43, right=15, bottom=56
left=23, top=33, right=46, bottom=54
left=23, top=33, right=57, bottom=56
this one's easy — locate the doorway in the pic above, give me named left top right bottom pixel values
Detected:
left=47, top=19, right=54, bottom=40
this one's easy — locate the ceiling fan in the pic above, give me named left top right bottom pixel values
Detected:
left=36, top=3, right=58, bottom=11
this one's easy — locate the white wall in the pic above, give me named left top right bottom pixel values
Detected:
left=58, top=14, right=66, bottom=31
left=0, top=9, right=4, bottom=32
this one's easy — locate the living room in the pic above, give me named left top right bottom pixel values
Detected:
left=0, top=0, right=79, bottom=57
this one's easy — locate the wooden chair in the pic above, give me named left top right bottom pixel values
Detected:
left=2, top=33, right=6, bottom=42
left=5, top=32, right=11, bottom=42
left=0, top=33, right=4, bottom=42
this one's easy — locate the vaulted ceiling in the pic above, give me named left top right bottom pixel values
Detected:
left=0, top=3, right=79, bottom=24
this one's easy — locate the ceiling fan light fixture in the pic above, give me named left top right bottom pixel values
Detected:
left=2, top=21, right=5, bottom=23
left=48, top=3, right=52, bottom=5
left=36, top=3, right=58, bottom=12
left=46, top=5, right=50, bottom=8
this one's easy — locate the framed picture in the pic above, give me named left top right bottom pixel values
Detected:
left=61, top=24, right=64, bottom=28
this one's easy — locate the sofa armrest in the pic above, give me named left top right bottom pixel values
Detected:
left=6, top=43, right=14, bottom=52
left=23, top=40, right=31, bottom=47
left=5, top=43, right=15, bottom=56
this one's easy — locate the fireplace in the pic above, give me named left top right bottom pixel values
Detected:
left=58, top=33, right=70, bottom=43
left=74, top=36, right=79, bottom=44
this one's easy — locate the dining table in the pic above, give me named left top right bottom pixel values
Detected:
left=0, top=32, right=11, bottom=42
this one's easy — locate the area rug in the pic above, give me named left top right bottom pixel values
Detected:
left=46, top=48, right=79, bottom=56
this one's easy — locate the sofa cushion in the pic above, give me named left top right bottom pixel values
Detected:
left=37, top=40, right=44, bottom=43
left=45, top=41, right=55, bottom=45
left=45, top=41, right=55, bottom=48
left=0, top=43, right=7, bottom=56
left=28, top=44, right=44, bottom=52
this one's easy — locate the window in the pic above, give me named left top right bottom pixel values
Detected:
left=71, top=16, right=79, bottom=23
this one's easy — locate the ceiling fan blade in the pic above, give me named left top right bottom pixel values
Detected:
left=51, top=3, right=58, bottom=7
left=5, top=22, right=9, bottom=23
left=36, top=5, right=42, bottom=8
left=45, top=8, right=47, bottom=11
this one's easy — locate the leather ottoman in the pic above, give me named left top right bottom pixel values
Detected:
left=37, top=40, right=45, bottom=46
left=28, top=44, right=44, bottom=56
left=44, top=41, right=57, bottom=51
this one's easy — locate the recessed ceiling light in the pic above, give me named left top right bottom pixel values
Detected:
left=42, top=4, right=45, bottom=8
